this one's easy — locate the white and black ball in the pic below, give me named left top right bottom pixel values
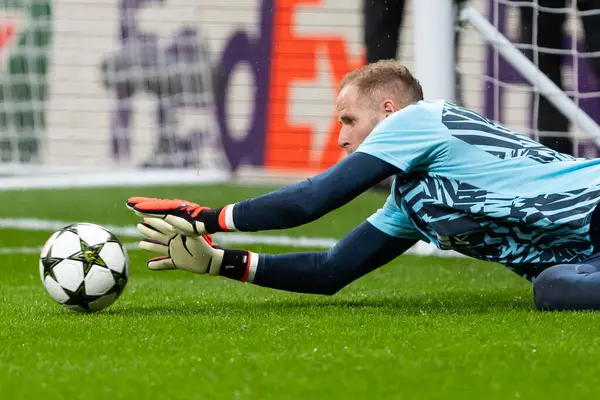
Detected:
left=39, top=223, right=129, bottom=313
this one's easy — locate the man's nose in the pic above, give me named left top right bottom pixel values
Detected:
left=338, top=136, right=350, bottom=149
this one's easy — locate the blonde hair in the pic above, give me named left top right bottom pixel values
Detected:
left=340, top=60, right=424, bottom=106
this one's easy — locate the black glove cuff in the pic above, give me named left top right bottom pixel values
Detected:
left=200, top=207, right=225, bottom=233
left=219, top=249, right=250, bottom=281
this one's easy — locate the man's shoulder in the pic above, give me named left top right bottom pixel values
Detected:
left=400, top=99, right=447, bottom=119
left=374, top=99, right=447, bottom=133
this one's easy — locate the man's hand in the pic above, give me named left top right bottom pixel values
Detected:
left=127, top=197, right=211, bottom=237
left=136, top=217, right=224, bottom=275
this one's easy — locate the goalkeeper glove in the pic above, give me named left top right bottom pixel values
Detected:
left=136, top=217, right=257, bottom=281
left=126, top=196, right=237, bottom=237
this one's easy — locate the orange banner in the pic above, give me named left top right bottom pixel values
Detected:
left=265, top=0, right=365, bottom=172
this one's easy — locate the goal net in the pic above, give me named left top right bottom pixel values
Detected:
left=0, top=0, right=229, bottom=179
left=456, top=0, right=600, bottom=158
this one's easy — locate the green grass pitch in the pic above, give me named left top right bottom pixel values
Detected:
left=1, top=184, right=600, bottom=399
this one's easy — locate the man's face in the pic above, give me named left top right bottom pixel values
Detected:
left=336, top=84, right=394, bottom=155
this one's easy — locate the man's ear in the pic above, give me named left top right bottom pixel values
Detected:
left=383, top=100, right=395, bottom=116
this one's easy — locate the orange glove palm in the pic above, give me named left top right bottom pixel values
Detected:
left=126, top=196, right=210, bottom=236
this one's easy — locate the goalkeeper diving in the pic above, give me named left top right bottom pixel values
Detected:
left=127, top=59, right=600, bottom=312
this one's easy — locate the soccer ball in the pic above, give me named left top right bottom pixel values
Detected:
left=39, top=223, right=129, bottom=313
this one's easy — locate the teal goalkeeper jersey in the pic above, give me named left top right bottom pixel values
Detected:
left=359, top=99, right=600, bottom=270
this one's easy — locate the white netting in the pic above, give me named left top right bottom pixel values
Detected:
left=0, top=0, right=51, bottom=166
left=0, top=0, right=229, bottom=173
left=457, top=0, right=600, bottom=157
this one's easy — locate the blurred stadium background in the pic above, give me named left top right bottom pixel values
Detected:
left=1, top=0, right=599, bottom=182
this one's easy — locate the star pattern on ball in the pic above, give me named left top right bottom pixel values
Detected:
left=63, top=284, right=94, bottom=310
left=41, top=256, right=62, bottom=280
left=70, top=240, right=107, bottom=274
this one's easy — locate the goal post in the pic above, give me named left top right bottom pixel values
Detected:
left=412, top=0, right=457, bottom=102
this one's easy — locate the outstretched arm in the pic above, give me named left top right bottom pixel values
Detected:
left=225, top=153, right=399, bottom=232
left=248, top=221, right=416, bottom=295
left=128, top=152, right=400, bottom=235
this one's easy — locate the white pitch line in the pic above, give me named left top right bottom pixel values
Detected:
left=0, top=218, right=140, bottom=237
left=0, top=243, right=142, bottom=256
left=0, top=169, right=230, bottom=190
left=0, top=218, right=461, bottom=258
left=0, top=246, right=46, bottom=255
left=0, top=218, right=338, bottom=248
